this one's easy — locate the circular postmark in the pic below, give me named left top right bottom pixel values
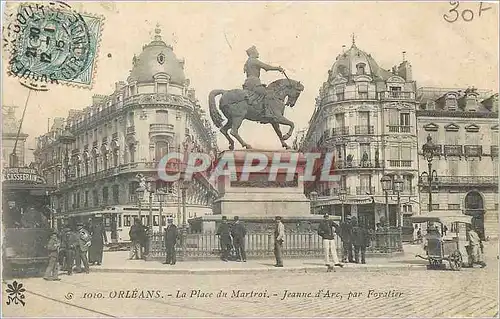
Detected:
left=3, top=1, right=93, bottom=89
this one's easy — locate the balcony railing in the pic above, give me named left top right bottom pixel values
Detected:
left=387, top=160, right=413, bottom=167
left=379, top=91, right=415, bottom=100
left=491, top=146, right=498, bottom=157
left=464, top=145, right=483, bottom=157
left=332, top=126, right=349, bottom=136
left=329, top=187, right=351, bottom=196
left=126, top=126, right=135, bottom=134
left=321, top=91, right=378, bottom=104
left=419, top=175, right=498, bottom=187
left=388, top=125, right=411, bottom=133
left=150, top=123, right=175, bottom=134
left=335, top=160, right=384, bottom=169
left=444, top=145, right=463, bottom=157
left=356, top=187, right=375, bottom=195
left=355, top=125, right=374, bottom=135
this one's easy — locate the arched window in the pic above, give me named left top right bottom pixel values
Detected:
left=155, top=141, right=169, bottom=161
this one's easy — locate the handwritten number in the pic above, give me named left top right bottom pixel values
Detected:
left=479, top=2, right=492, bottom=16
left=461, top=9, right=474, bottom=22
left=444, top=1, right=459, bottom=23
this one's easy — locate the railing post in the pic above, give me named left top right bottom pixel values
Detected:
left=180, top=228, right=187, bottom=261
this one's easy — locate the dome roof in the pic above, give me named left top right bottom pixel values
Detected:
left=129, top=24, right=186, bottom=85
left=329, top=39, right=393, bottom=81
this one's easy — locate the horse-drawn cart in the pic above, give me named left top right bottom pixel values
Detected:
left=411, top=214, right=472, bottom=271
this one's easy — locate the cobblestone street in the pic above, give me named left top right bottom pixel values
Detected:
left=3, top=247, right=498, bottom=318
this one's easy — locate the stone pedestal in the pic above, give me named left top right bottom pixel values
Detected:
left=213, top=150, right=311, bottom=218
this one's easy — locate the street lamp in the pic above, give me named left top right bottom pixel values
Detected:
left=420, top=134, right=439, bottom=212
left=58, top=127, right=76, bottom=180
left=339, top=189, right=347, bottom=221
left=135, top=186, right=145, bottom=219
left=393, top=176, right=404, bottom=228
left=180, top=180, right=189, bottom=229
left=381, top=174, right=392, bottom=226
left=156, top=189, right=167, bottom=232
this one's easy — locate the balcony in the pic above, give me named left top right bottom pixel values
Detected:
left=335, top=159, right=384, bottom=170
left=355, top=125, right=374, bottom=135
left=321, top=91, right=378, bottom=104
left=379, top=91, right=415, bottom=100
left=388, top=125, right=411, bottom=133
left=387, top=160, right=413, bottom=167
left=150, top=123, right=175, bottom=134
left=329, top=187, right=351, bottom=196
left=464, top=145, right=483, bottom=157
left=491, top=145, right=498, bottom=157
left=419, top=175, right=498, bottom=187
left=356, top=186, right=375, bottom=195
left=444, top=145, right=462, bottom=157
left=126, top=126, right=135, bottom=135
left=332, top=126, right=350, bottom=136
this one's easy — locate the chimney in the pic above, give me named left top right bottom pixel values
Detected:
left=92, top=94, right=106, bottom=106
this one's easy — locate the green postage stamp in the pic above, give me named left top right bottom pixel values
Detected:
left=4, top=1, right=104, bottom=89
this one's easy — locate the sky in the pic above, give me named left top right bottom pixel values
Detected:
left=2, top=1, right=499, bottom=163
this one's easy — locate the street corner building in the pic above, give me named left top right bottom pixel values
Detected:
left=33, top=25, right=219, bottom=243
left=299, top=39, right=499, bottom=241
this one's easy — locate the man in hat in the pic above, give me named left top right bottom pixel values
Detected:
left=338, top=216, right=354, bottom=263
left=216, top=216, right=232, bottom=261
left=231, top=216, right=247, bottom=262
left=317, top=214, right=343, bottom=270
left=63, top=225, right=78, bottom=275
left=467, top=225, right=486, bottom=268
left=243, top=45, right=284, bottom=120
left=129, top=218, right=142, bottom=260
left=351, top=216, right=370, bottom=264
left=274, top=216, right=285, bottom=267
left=163, top=218, right=179, bottom=265
left=75, top=223, right=91, bottom=273
left=44, top=230, right=61, bottom=281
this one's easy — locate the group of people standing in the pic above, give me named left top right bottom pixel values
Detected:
left=318, top=214, right=370, bottom=271
left=44, top=218, right=107, bottom=281
left=216, top=216, right=248, bottom=262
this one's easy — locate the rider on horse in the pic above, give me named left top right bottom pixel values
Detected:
left=243, top=45, right=284, bottom=120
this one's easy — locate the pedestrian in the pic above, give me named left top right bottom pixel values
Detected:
left=317, top=214, right=343, bottom=270
left=129, top=218, right=142, bottom=260
left=63, top=226, right=78, bottom=275
left=141, top=224, right=150, bottom=259
left=216, top=216, right=232, bottom=261
left=338, top=216, right=354, bottom=263
left=443, top=225, right=448, bottom=237
left=417, top=227, right=422, bottom=243
left=58, top=226, right=67, bottom=268
left=89, top=217, right=108, bottom=265
left=351, top=217, right=370, bottom=264
left=163, top=218, right=179, bottom=265
left=75, top=223, right=91, bottom=273
left=274, top=216, right=285, bottom=267
left=44, top=230, right=61, bottom=281
left=231, top=216, right=247, bottom=262
left=467, top=225, right=486, bottom=268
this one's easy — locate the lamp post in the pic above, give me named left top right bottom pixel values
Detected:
left=393, top=176, right=404, bottom=228
left=58, top=127, right=76, bottom=181
left=380, top=175, right=392, bottom=226
left=157, top=189, right=167, bottom=233
left=180, top=180, right=189, bottom=230
left=339, top=189, right=347, bottom=221
left=135, top=186, right=145, bottom=219
left=420, top=134, right=439, bottom=212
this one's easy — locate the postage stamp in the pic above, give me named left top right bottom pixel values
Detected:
left=1, top=1, right=498, bottom=318
left=3, top=1, right=104, bottom=89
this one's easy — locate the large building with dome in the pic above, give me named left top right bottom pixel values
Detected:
left=301, top=39, right=419, bottom=230
left=33, top=25, right=218, bottom=242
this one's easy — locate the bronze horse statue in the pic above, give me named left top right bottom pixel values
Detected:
left=208, top=78, right=304, bottom=150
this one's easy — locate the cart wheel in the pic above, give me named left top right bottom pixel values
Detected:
left=449, top=250, right=462, bottom=271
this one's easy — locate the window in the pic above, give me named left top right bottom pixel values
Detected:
left=129, top=145, right=135, bottom=163
left=129, top=182, right=139, bottom=201
left=153, top=215, right=159, bottom=226
left=356, top=63, right=366, bottom=75
left=335, top=113, right=345, bottom=127
left=403, top=175, right=413, bottom=193
left=445, top=131, right=459, bottom=145
left=335, top=85, right=345, bottom=101
left=340, top=175, right=347, bottom=190
left=112, top=185, right=119, bottom=204
left=388, top=109, right=399, bottom=125
left=357, top=83, right=368, bottom=99
left=103, top=154, right=108, bottom=170
left=401, top=145, right=411, bottom=160
left=92, top=189, right=99, bottom=207
left=465, top=131, right=480, bottom=145
left=155, top=141, right=169, bottom=161
left=359, top=174, right=371, bottom=193
left=129, top=85, right=136, bottom=96
left=156, top=110, right=168, bottom=123
left=390, top=86, right=402, bottom=98
left=358, top=111, right=369, bottom=127
left=124, top=215, right=131, bottom=227
left=102, top=187, right=109, bottom=204
left=93, top=156, right=98, bottom=173
left=400, top=113, right=410, bottom=126
left=448, top=159, right=459, bottom=176
left=157, top=83, right=168, bottom=94
left=360, top=143, right=371, bottom=166
left=448, top=204, right=460, bottom=210
left=84, top=159, right=89, bottom=175
left=84, top=191, right=89, bottom=207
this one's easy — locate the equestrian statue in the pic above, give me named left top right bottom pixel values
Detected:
left=209, top=45, right=304, bottom=150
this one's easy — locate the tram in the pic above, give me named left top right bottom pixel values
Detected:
left=2, top=167, right=56, bottom=277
